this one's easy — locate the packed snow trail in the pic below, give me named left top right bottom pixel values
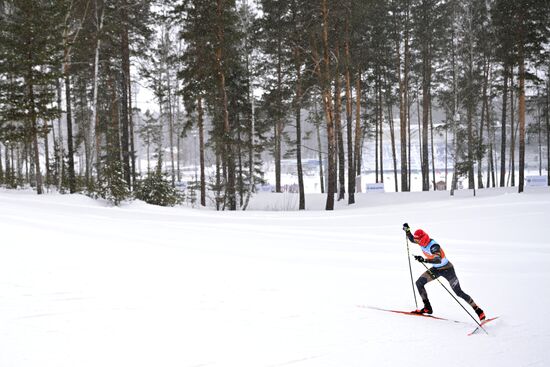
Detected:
left=1, top=188, right=550, bottom=367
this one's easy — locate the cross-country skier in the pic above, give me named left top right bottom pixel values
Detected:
left=403, top=223, right=486, bottom=321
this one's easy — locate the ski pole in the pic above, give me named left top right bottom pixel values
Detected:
left=418, top=261, right=488, bottom=334
left=405, top=235, right=418, bottom=309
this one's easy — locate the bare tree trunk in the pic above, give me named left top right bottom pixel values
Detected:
left=92, top=0, right=104, bottom=183
left=0, top=144, right=3, bottom=183
left=62, top=10, right=76, bottom=193
left=64, top=74, right=76, bottom=193
left=499, top=64, right=508, bottom=186
left=78, top=84, right=91, bottom=187
left=128, top=76, right=136, bottom=185
left=476, top=61, right=489, bottom=189
left=120, top=3, right=136, bottom=187
left=27, top=70, right=43, bottom=194
left=500, top=63, right=509, bottom=187
left=216, top=0, right=235, bottom=210
left=108, top=71, right=121, bottom=165
left=237, top=127, right=244, bottom=207
left=275, top=38, right=283, bottom=193
left=466, top=96, right=475, bottom=191
left=444, top=122, right=448, bottom=188
left=120, top=0, right=131, bottom=189
left=163, top=29, right=176, bottom=188
left=344, top=20, right=355, bottom=203
left=198, top=97, right=206, bottom=207
left=334, top=45, right=345, bottom=201
left=375, top=77, right=380, bottom=183
left=509, top=72, right=516, bottom=186
left=4, top=145, right=10, bottom=185
left=537, top=89, right=542, bottom=176
left=316, top=123, right=325, bottom=193
left=243, top=90, right=255, bottom=211
left=404, top=4, right=411, bottom=191
left=378, top=76, right=384, bottom=184
left=429, top=97, right=435, bottom=190
left=215, top=152, right=221, bottom=210
left=487, top=66, right=496, bottom=188
left=7, top=146, right=12, bottom=185
left=450, top=22, right=460, bottom=196
left=416, top=83, right=423, bottom=184
left=354, top=74, right=362, bottom=180
left=294, top=48, right=305, bottom=210
left=388, top=88, right=398, bottom=193
left=44, top=121, right=50, bottom=188
left=547, top=73, right=550, bottom=186
left=518, top=46, right=526, bottom=193
left=320, top=0, right=336, bottom=210
left=55, top=77, right=64, bottom=190
left=25, top=143, right=30, bottom=185
left=421, top=45, right=431, bottom=191
left=478, top=59, right=489, bottom=189
left=396, top=2, right=409, bottom=192
left=407, top=93, right=412, bottom=190
left=166, top=79, right=175, bottom=187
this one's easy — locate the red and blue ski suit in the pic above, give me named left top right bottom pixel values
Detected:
left=406, top=230, right=479, bottom=309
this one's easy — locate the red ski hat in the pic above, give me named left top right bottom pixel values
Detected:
left=413, top=229, right=430, bottom=246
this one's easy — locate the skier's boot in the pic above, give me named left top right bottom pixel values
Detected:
left=474, top=306, right=486, bottom=321
left=412, top=300, right=433, bottom=315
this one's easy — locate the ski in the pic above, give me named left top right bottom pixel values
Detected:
left=467, top=316, right=500, bottom=336
left=358, top=305, right=466, bottom=324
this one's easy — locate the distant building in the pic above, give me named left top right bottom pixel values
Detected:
left=436, top=180, right=447, bottom=191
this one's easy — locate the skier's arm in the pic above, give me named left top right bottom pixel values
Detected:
left=403, top=223, right=415, bottom=242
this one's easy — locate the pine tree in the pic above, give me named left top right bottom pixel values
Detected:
left=261, top=0, right=317, bottom=209
left=256, top=0, right=294, bottom=194
left=175, top=0, right=216, bottom=207
left=390, top=0, right=413, bottom=192
left=411, top=0, right=447, bottom=191
left=457, top=0, right=486, bottom=191
left=138, top=110, right=162, bottom=174
left=173, top=0, right=249, bottom=210
left=95, top=68, right=130, bottom=205
left=310, top=0, right=337, bottom=210
left=493, top=0, right=549, bottom=192
left=0, top=0, right=62, bottom=194
left=236, top=0, right=268, bottom=209
left=134, top=153, right=183, bottom=207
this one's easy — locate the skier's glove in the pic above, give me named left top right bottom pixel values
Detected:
left=403, top=223, right=410, bottom=232
left=414, top=255, right=425, bottom=263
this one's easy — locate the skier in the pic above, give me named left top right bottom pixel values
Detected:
left=403, top=223, right=486, bottom=321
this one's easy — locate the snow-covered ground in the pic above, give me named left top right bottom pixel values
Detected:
left=1, top=187, right=550, bottom=367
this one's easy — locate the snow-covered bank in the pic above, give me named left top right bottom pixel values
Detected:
left=1, top=188, right=549, bottom=367
left=247, top=185, right=550, bottom=210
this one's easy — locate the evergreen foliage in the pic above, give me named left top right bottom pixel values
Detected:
left=95, top=157, right=130, bottom=206
left=0, top=0, right=62, bottom=193
left=134, top=156, right=183, bottom=207
left=0, top=0, right=549, bottom=207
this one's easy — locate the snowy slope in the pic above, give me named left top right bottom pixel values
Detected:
left=1, top=188, right=549, bottom=367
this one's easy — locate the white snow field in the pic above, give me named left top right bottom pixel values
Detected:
left=1, top=187, right=550, bottom=367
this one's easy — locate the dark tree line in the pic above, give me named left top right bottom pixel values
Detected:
left=0, top=0, right=549, bottom=209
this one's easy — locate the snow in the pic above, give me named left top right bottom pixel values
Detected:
left=1, top=187, right=550, bottom=367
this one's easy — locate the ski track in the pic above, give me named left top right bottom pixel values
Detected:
left=1, top=189, right=550, bottom=367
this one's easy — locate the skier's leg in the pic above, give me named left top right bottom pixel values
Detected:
left=440, top=266, right=477, bottom=306
left=439, top=265, right=486, bottom=320
left=415, top=268, right=438, bottom=311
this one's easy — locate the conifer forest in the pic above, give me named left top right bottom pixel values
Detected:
left=0, top=0, right=549, bottom=210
